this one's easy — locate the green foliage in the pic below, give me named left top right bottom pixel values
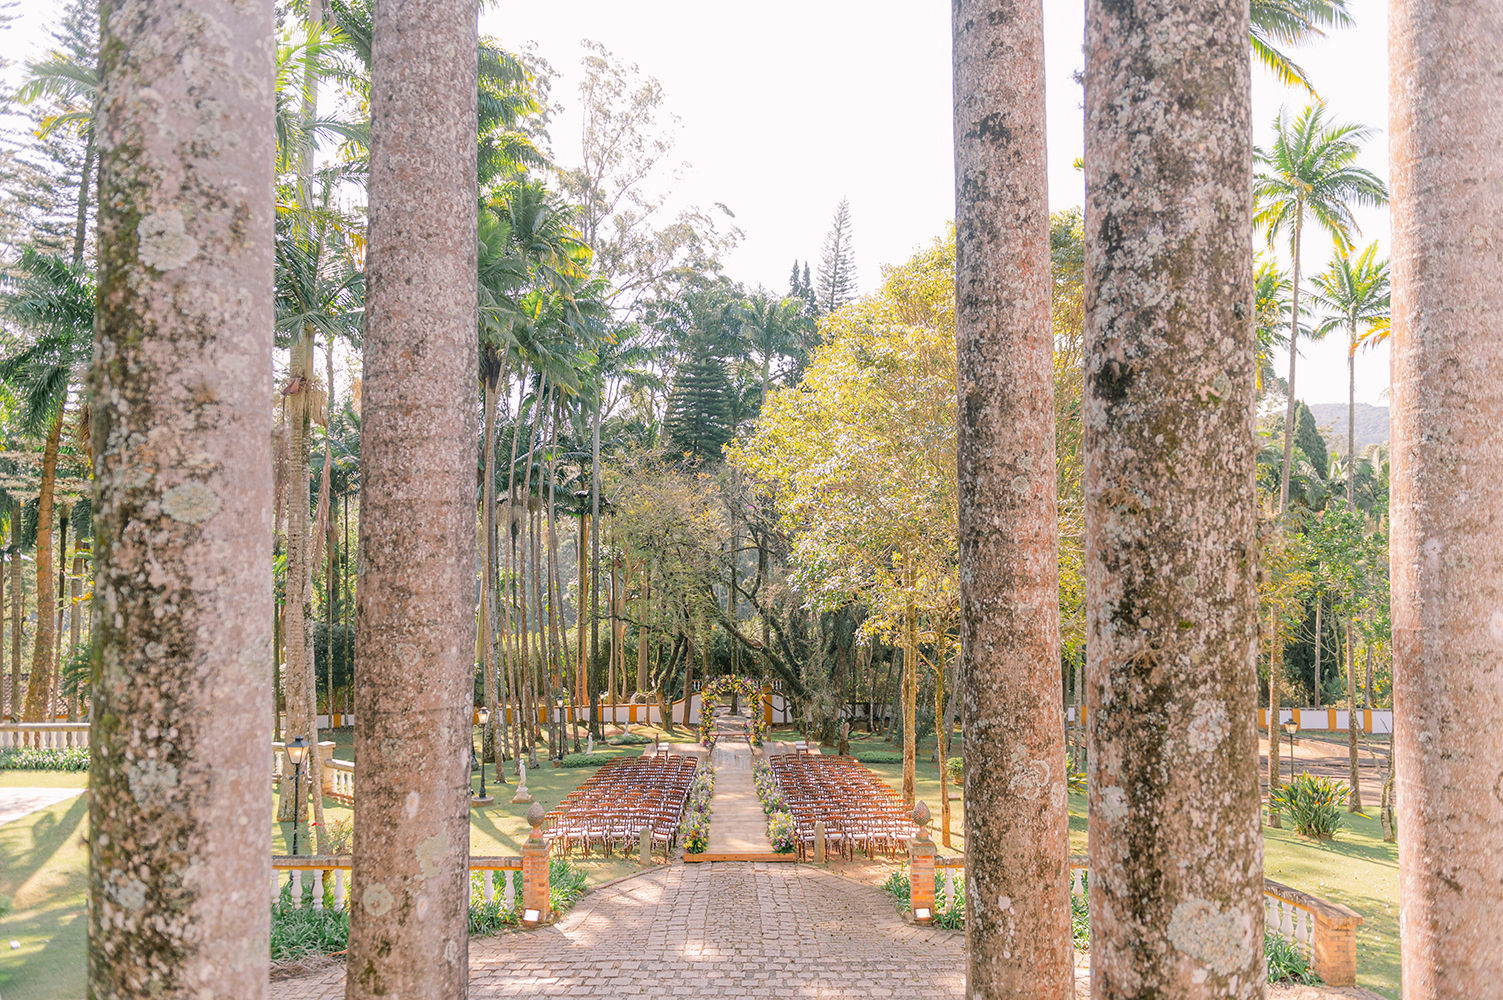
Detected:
left=606, top=732, right=652, bottom=746
left=1266, top=931, right=1321, bottom=984
left=270, top=881, right=349, bottom=963
left=854, top=750, right=904, bottom=764
left=878, top=865, right=965, bottom=928
left=1294, top=403, right=1329, bottom=482
left=945, top=757, right=963, bottom=784
left=0, top=747, right=89, bottom=771
left=1071, top=872, right=1090, bottom=950
left=664, top=350, right=735, bottom=462
left=547, top=857, right=587, bottom=914
left=1270, top=772, right=1348, bottom=839
left=815, top=197, right=857, bottom=314
left=559, top=753, right=608, bottom=768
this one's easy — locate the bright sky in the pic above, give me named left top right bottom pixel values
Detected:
left=6, top=1, right=1393, bottom=406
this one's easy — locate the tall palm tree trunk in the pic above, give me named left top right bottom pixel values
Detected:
left=1083, top=0, right=1264, bottom=995
left=276, top=336, right=316, bottom=825
left=954, top=0, right=1069, bottom=987
left=1347, top=325, right=1357, bottom=510
left=350, top=0, right=478, bottom=993
left=1345, top=617, right=1361, bottom=811
left=89, top=1, right=275, bottom=992
left=8, top=509, right=19, bottom=723
left=21, top=409, right=64, bottom=722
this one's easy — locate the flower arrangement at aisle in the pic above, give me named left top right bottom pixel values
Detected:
left=752, top=760, right=786, bottom=815
left=697, top=675, right=768, bottom=748
left=766, top=810, right=797, bottom=854
left=680, top=760, right=715, bottom=855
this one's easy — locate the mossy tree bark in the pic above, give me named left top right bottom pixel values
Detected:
left=89, top=0, right=276, bottom=995
left=349, top=0, right=478, bottom=996
left=1083, top=0, right=1264, bottom=996
left=954, top=0, right=1071, bottom=993
left=1390, top=2, right=1503, bottom=994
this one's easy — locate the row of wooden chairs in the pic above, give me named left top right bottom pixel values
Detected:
left=546, top=754, right=699, bottom=859
left=770, top=754, right=919, bottom=861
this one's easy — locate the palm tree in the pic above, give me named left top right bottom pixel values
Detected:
left=1250, top=0, right=1353, bottom=95
left=0, top=248, right=92, bottom=722
left=272, top=198, right=362, bottom=827
left=1309, top=242, right=1389, bottom=512
left=1254, top=102, right=1387, bottom=517
left=1253, top=256, right=1293, bottom=396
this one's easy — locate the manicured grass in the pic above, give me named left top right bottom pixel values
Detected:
left=0, top=794, right=90, bottom=1000
left=0, top=772, right=89, bottom=789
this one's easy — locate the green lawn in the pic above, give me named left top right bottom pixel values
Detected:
left=0, top=794, right=90, bottom=1000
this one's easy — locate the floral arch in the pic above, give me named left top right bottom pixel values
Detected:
left=698, top=675, right=767, bottom=748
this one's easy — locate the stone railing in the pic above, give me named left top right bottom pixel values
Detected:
left=0, top=722, right=90, bottom=749
left=928, top=855, right=1361, bottom=987
left=271, top=855, right=524, bottom=913
left=324, top=758, right=354, bottom=805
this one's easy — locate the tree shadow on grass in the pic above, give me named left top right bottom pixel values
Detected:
left=0, top=793, right=89, bottom=899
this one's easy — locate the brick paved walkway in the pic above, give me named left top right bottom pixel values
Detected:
left=270, top=862, right=966, bottom=999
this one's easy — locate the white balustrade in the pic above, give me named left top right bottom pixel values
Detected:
left=0, top=722, right=90, bottom=749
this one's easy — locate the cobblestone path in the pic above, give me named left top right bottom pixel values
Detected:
left=271, top=862, right=966, bottom=999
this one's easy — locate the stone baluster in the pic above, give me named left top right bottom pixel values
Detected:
left=482, top=869, right=494, bottom=903
left=311, top=869, right=324, bottom=910
left=502, top=869, right=516, bottom=912
left=333, top=869, right=346, bottom=911
left=291, top=870, right=303, bottom=906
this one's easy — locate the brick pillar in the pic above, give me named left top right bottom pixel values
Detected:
left=1312, top=911, right=1361, bottom=987
left=522, top=801, right=551, bottom=926
left=909, top=801, right=935, bottom=924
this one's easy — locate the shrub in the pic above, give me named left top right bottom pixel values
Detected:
left=879, top=865, right=966, bottom=926
left=854, top=750, right=904, bottom=764
left=465, top=858, right=587, bottom=936
left=607, top=733, right=652, bottom=746
left=270, top=882, right=349, bottom=963
left=945, top=757, right=963, bottom=784
left=1270, top=773, right=1348, bottom=839
left=1266, top=931, right=1320, bottom=984
left=559, top=753, right=608, bottom=768
left=766, top=810, right=796, bottom=854
left=323, top=818, right=353, bottom=855
left=1071, top=872, right=1090, bottom=950
left=0, top=746, right=89, bottom=771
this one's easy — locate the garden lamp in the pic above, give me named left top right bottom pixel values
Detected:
left=1283, top=720, right=1298, bottom=779
left=475, top=706, right=490, bottom=800
left=286, top=735, right=308, bottom=861
left=555, top=694, right=567, bottom=763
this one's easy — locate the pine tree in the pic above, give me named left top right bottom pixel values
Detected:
left=665, top=351, right=735, bottom=462
left=816, top=198, right=857, bottom=313
left=1295, top=401, right=1329, bottom=479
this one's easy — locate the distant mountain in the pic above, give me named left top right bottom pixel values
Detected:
left=1306, top=402, right=1390, bottom=456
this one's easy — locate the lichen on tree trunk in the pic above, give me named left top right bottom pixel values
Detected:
left=953, top=0, right=1071, bottom=993
left=1083, top=0, right=1263, bottom=995
left=349, top=1, right=478, bottom=996
left=1389, top=2, right=1503, bottom=994
left=89, top=1, right=276, bottom=995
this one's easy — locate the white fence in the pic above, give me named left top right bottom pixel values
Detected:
left=1065, top=706, right=1393, bottom=735
left=0, top=722, right=90, bottom=749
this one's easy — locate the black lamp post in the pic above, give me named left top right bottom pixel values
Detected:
left=1283, top=719, right=1298, bottom=781
left=472, top=706, right=493, bottom=806
left=286, top=735, right=309, bottom=859
left=554, top=694, right=566, bottom=764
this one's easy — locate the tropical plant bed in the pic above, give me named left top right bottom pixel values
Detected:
left=0, top=747, right=89, bottom=771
